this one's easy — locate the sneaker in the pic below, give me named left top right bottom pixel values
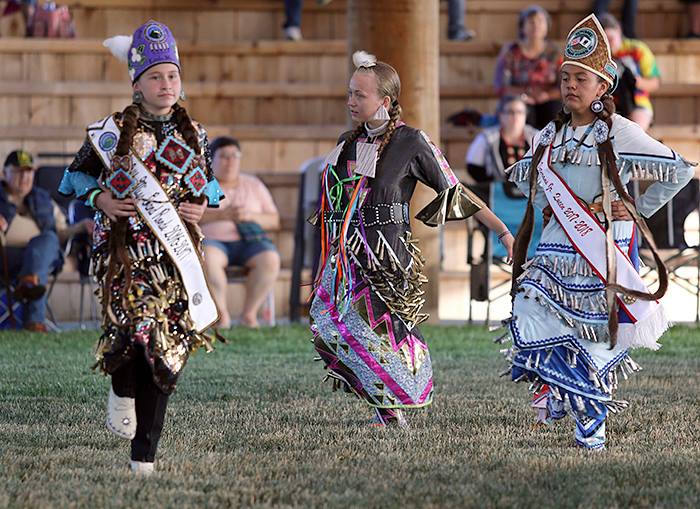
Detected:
left=23, top=322, right=48, bottom=333
left=130, top=461, right=154, bottom=476
left=283, top=26, right=302, bottom=41
left=106, top=387, right=136, bottom=440
left=14, top=274, right=46, bottom=302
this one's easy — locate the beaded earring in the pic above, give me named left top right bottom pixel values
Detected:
left=590, top=99, right=604, bottom=114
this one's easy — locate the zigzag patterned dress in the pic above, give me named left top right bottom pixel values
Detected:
left=310, top=124, right=482, bottom=413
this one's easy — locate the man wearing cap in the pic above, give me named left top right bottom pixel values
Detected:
left=0, top=150, right=74, bottom=332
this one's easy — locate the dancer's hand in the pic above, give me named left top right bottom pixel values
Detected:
left=0, top=215, right=7, bottom=232
left=542, top=205, right=552, bottom=226
left=95, top=192, right=137, bottom=221
left=179, top=200, right=207, bottom=225
left=500, top=232, right=514, bottom=264
left=611, top=200, right=633, bottom=220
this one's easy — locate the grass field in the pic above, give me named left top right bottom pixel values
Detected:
left=1, top=324, right=699, bottom=508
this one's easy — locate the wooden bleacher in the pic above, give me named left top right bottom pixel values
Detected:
left=1, top=37, right=699, bottom=163
left=1, top=0, right=692, bottom=41
left=0, top=0, right=698, bottom=321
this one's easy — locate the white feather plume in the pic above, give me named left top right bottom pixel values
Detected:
left=352, top=50, right=377, bottom=69
left=103, top=35, right=133, bottom=63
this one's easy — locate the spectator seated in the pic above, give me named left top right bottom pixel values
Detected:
left=201, top=137, right=281, bottom=328
left=0, top=150, right=63, bottom=332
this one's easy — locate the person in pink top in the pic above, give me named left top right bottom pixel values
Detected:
left=200, top=137, right=281, bottom=327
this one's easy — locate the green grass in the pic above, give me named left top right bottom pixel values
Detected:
left=1, top=325, right=699, bottom=508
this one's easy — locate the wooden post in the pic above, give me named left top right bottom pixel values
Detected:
left=348, top=0, right=442, bottom=322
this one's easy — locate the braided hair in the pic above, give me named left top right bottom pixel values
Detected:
left=511, top=85, right=668, bottom=348
left=343, top=61, right=402, bottom=160
left=115, top=103, right=140, bottom=157
left=172, top=102, right=201, bottom=154
left=104, top=102, right=141, bottom=321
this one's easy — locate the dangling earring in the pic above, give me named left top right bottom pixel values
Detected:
left=372, top=104, right=390, bottom=121
left=132, top=90, right=143, bottom=104
left=179, top=88, right=187, bottom=101
left=562, top=103, right=571, bottom=115
left=590, top=99, right=604, bottom=114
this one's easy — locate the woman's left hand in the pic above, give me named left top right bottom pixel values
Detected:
left=179, top=200, right=207, bottom=225
left=611, top=200, right=633, bottom=220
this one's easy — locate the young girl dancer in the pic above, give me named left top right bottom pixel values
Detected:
left=310, top=51, right=514, bottom=427
left=59, top=20, right=224, bottom=473
left=504, top=14, right=694, bottom=449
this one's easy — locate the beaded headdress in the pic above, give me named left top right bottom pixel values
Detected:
left=562, top=14, right=617, bottom=88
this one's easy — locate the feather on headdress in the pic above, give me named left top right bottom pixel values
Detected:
left=103, top=35, right=132, bottom=63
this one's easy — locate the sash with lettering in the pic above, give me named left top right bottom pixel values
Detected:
left=88, top=115, right=218, bottom=332
left=536, top=146, right=668, bottom=350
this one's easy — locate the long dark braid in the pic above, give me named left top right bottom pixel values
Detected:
left=171, top=103, right=208, bottom=252
left=115, top=103, right=140, bottom=157
left=104, top=102, right=140, bottom=323
left=172, top=102, right=201, bottom=154
left=594, top=94, right=669, bottom=347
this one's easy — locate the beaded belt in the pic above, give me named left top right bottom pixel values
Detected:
left=323, top=202, right=410, bottom=227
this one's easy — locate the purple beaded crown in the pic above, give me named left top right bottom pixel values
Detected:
left=127, top=20, right=180, bottom=82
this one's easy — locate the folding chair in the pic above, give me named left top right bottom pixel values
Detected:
left=45, top=199, right=98, bottom=328
left=633, top=178, right=700, bottom=323
left=464, top=181, right=543, bottom=325
left=0, top=280, right=24, bottom=330
left=289, top=155, right=325, bottom=322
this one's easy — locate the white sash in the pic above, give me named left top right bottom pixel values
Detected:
left=536, top=146, right=668, bottom=350
left=88, top=115, right=218, bottom=332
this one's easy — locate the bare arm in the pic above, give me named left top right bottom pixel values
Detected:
left=201, top=207, right=280, bottom=232
left=200, top=206, right=233, bottom=224
left=636, top=76, right=660, bottom=93
left=473, top=207, right=514, bottom=262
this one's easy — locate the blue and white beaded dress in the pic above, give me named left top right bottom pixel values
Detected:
left=504, top=114, right=694, bottom=448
